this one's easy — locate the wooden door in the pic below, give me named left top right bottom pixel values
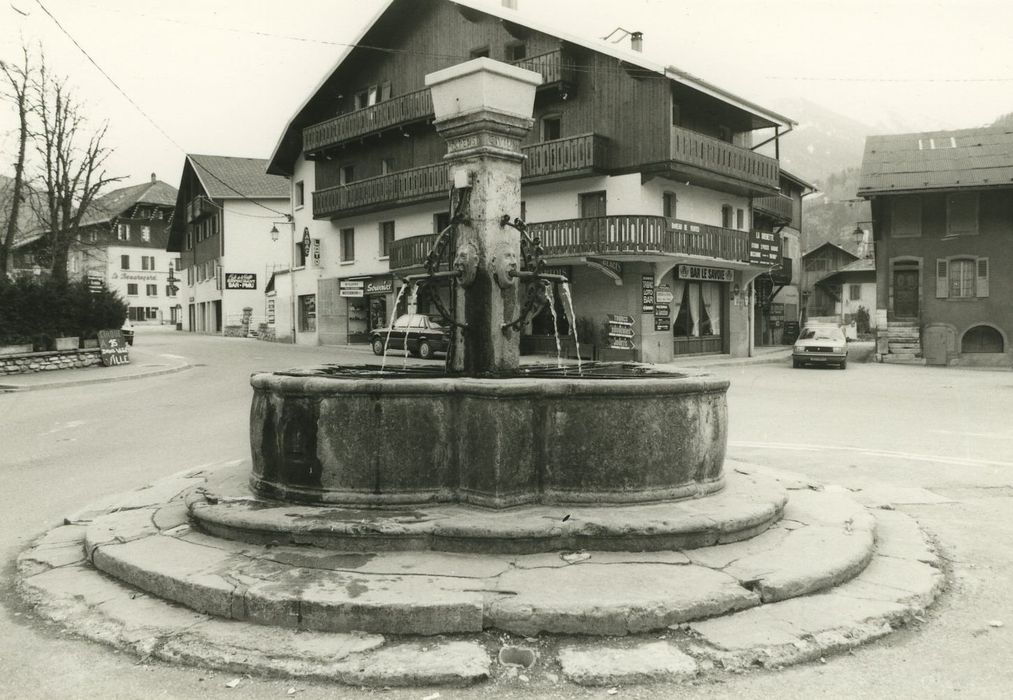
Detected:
left=893, top=269, right=919, bottom=318
left=580, top=191, right=607, bottom=249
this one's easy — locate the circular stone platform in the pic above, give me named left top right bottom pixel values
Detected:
left=189, top=460, right=787, bottom=554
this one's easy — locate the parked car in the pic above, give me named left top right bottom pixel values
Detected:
left=370, top=314, right=449, bottom=359
left=792, top=325, right=848, bottom=369
left=120, top=319, right=135, bottom=346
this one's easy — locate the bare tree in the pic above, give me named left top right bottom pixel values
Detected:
left=0, top=44, right=34, bottom=278
left=30, top=56, right=121, bottom=284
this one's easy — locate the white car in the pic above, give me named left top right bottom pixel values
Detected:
left=792, top=325, right=848, bottom=369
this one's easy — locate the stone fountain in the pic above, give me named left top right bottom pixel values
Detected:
left=248, top=58, right=730, bottom=515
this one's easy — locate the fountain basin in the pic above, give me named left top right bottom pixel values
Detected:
left=250, top=365, right=728, bottom=508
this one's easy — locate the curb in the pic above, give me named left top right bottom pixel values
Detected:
left=0, top=360, right=191, bottom=392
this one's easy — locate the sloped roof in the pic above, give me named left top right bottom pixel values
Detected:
left=858, top=125, right=1013, bottom=196
left=267, top=0, right=794, bottom=175
left=801, top=241, right=858, bottom=260
left=188, top=154, right=289, bottom=199
left=815, top=257, right=876, bottom=285
left=79, top=179, right=178, bottom=227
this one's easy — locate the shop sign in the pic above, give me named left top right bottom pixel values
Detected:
left=654, top=304, right=670, bottom=317
left=225, top=273, right=257, bottom=290
left=87, top=275, right=104, bottom=294
left=748, top=231, right=780, bottom=265
left=97, top=330, right=130, bottom=367
left=641, top=274, right=655, bottom=313
left=301, top=228, right=312, bottom=259
left=365, top=277, right=393, bottom=296
left=540, top=265, right=572, bottom=280
left=115, top=272, right=157, bottom=282
left=769, top=303, right=785, bottom=319
left=655, top=284, right=674, bottom=303
left=607, top=314, right=636, bottom=349
left=266, top=298, right=275, bottom=324
left=677, top=264, right=734, bottom=282
left=339, top=279, right=365, bottom=298
left=586, top=257, right=623, bottom=284
left=312, top=238, right=322, bottom=267
left=654, top=317, right=670, bottom=332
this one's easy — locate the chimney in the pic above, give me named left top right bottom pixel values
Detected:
left=151, top=172, right=156, bottom=183
left=631, top=31, right=643, bottom=52
left=501, top=0, right=517, bottom=8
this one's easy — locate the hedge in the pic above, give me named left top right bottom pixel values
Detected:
left=0, top=278, right=127, bottom=349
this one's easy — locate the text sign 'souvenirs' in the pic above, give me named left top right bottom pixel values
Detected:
left=97, top=330, right=130, bottom=367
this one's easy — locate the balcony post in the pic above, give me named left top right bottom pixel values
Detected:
left=426, top=58, right=541, bottom=375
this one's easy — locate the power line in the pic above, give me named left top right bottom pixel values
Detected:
left=33, top=0, right=290, bottom=218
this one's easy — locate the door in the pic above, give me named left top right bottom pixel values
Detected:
left=580, top=191, right=607, bottom=250
left=893, top=269, right=919, bottom=318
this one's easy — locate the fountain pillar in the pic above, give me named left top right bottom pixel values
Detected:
left=425, top=59, right=542, bottom=375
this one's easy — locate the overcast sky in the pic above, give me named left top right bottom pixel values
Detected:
left=2, top=0, right=1011, bottom=191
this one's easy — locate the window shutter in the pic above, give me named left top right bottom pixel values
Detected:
left=935, top=259, right=948, bottom=298
left=976, top=257, right=989, bottom=298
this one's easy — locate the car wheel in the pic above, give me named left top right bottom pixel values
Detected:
left=417, top=340, right=433, bottom=360
left=371, top=338, right=385, bottom=356
left=840, top=360, right=848, bottom=370
left=792, top=359, right=801, bottom=368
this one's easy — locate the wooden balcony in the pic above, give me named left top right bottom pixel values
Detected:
left=312, top=163, right=449, bottom=220
left=303, top=49, right=575, bottom=154
left=389, top=233, right=439, bottom=271
left=753, top=193, right=794, bottom=224
left=669, top=126, right=779, bottom=193
left=314, top=134, right=608, bottom=219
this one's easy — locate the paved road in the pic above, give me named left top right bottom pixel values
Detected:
left=1, top=328, right=1011, bottom=698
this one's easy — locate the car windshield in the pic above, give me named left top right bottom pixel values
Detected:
left=392, top=314, right=429, bottom=329
left=799, top=327, right=843, bottom=341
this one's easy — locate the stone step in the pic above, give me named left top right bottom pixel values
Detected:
left=887, top=321, right=919, bottom=328
left=888, top=343, right=922, bottom=353
left=882, top=354, right=925, bottom=365
left=189, top=462, right=788, bottom=554
left=16, top=469, right=941, bottom=689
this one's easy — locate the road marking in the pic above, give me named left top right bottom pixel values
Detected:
left=42, top=420, right=86, bottom=435
left=160, top=353, right=186, bottom=359
left=932, top=429, right=1013, bottom=440
left=729, top=440, right=1013, bottom=469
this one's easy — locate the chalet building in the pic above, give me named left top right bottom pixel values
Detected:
left=753, top=170, right=815, bottom=346
left=811, top=258, right=877, bottom=337
left=266, top=0, right=797, bottom=360
left=800, top=242, right=859, bottom=322
left=859, top=125, right=1013, bottom=366
left=166, top=155, right=290, bottom=336
left=71, top=175, right=180, bottom=325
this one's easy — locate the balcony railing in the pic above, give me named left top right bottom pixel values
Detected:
left=389, top=233, right=440, bottom=271
left=186, top=196, right=215, bottom=223
left=314, top=134, right=608, bottom=219
left=313, top=163, right=449, bottom=219
left=753, top=193, right=794, bottom=223
left=670, top=126, right=779, bottom=191
left=303, top=49, right=575, bottom=153
left=303, top=88, right=434, bottom=154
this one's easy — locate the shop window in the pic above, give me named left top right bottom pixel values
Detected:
left=849, top=284, right=862, bottom=301
left=127, top=283, right=138, bottom=296
left=299, top=294, right=316, bottom=332
left=962, top=325, right=1003, bottom=353
left=341, top=228, right=355, bottom=262
left=947, top=192, right=978, bottom=236
left=295, top=181, right=304, bottom=208
left=121, top=254, right=130, bottom=270
left=893, top=196, right=922, bottom=237
left=721, top=205, right=733, bottom=228
left=672, top=282, right=722, bottom=338
left=379, top=221, right=395, bottom=258
left=541, top=115, right=561, bottom=141
left=663, top=192, right=676, bottom=219
left=146, top=284, right=158, bottom=297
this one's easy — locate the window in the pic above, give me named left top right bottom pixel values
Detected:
left=721, top=205, right=733, bottom=228
left=118, top=223, right=129, bottom=241
left=434, top=212, right=451, bottom=234
left=381, top=158, right=395, bottom=175
left=962, top=325, right=1004, bottom=353
left=127, top=283, right=138, bottom=296
left=295, top=181, right=305, bottom=208
left=187, top=266, right=193, bottom=285
left=736, top=208, right=745, bottom=229
left=174, top=258, right=182, bottom=272
left=146, top=284, right=158, bottom=297
left=506, top=43, right=526, bottom=61
left=141, top=225, right=151, bottom=242
left=470, top=46, right=490, bottom=58
left=340, top=165, right=355, bottom=185
left=121, top=254, right=130, bottom=270
left=88, top=230, right=97, bottom=243
left=380, top=82, right=392, bottom=101
left=141, top=255, right=155, bottom=270
left=892, top=196, right=922, bottom=237
left=937, top=257, right=988, bottom=299
left=341, top=228, right=355, bottom=262
left=166, top=284, right=177, bottom=297
left=672, top=282, right=722, bottom=338
left=947, top=192, right=978, bottom=236
left=520, top=200, right=527, bottom=222
left=299, top=294, right=317, bottom=332
left=146, top=307, right=158, bottom=320
left=153, top=209, right=163, bottom=220
left=354, top=86, right=379, bottom=110
left=379, top=221, right=395, bottom=258
left=849, top=284, right=862, bottom=300
left=541, top=115, right=561, bottom=141
left=663, top=192, right=677, bottom=219
left=185, top=231, right=192, bottom=250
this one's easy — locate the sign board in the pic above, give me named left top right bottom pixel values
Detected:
left=539, top=265, right=572, bottom=280
left=654, top=303, right=670, bottom=317
left=97, top=330, right=130, bottom=366
left=365, top=277, right=393, bottom=296
left=312, top=238, right=322, bottom=267
left=769, top=303, right=785, bottom=320
left=87, top=275, right=104, bottom=294
left=586, top=257, right=623, bottom=284
left=266, top=298, right=275, bottom=324
left=748, top=231, right=781, bottom=266
left=301, top=228, right=312, bottom=259
left=654, top=317, right=670, bottom=332
left=655, top=284, right=674, bottom=303
left=641, top=274, right=655, bottom=313
left=225, top=273, right=257, bottom=290
left=607, top=314, right=636, bottom=349
left=339, top=279, right=365, bottom=298
left=677, top=264, right=734, bottom=282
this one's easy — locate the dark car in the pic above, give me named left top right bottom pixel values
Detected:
left=370, top=314, right=449, bottom=359
left=792, top=325, right=848, bottom=369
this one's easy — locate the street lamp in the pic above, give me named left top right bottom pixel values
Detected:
left=853, top=221, right=874, bottom=259
left=270, top=215, right=297, bottom=343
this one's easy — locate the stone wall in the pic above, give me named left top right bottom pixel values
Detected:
left=0, top=349, right=102, bottom=375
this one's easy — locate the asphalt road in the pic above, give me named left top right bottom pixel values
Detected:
left=1, top=327, right=1011, bottom=699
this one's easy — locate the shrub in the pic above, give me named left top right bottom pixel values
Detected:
left=0, top=277, right=127, bottom=348
left=855, top=305, right=871, bottom=335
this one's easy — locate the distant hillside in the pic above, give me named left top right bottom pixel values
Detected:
left=770, top=97, right=872, bottom=184
left=801, top=167, right=870, bottom=254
